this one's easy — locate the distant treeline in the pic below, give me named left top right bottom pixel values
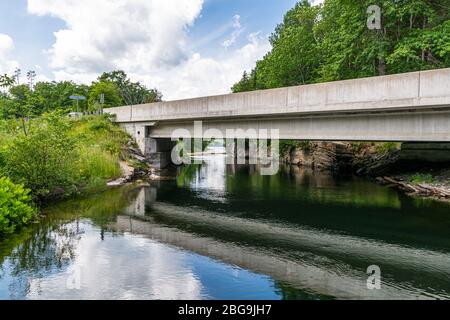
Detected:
left=0, top=70, right=163, bottom=119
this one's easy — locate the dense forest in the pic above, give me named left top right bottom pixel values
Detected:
left=232, top=0, right=450, bottom=92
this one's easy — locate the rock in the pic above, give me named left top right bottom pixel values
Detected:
left=107, top=178, right=128, bottom=187
left=148, top=167, right=177, bottom=181
left=355, top=150, right=400, bottom=176
left=282, top=142, right=354, bottom=173
left=290, top=149, right=314, bottom=167
left=130, top=153, right=146, bottom=162
left=107, top=161, right=136, bottom=186
left=312, top=142, right=353, bottom=172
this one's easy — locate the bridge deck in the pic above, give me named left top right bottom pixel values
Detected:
left=106, top=68, right=450, bottom=123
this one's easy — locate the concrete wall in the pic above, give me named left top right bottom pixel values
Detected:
left=400, top=143, right=450, bottom=163
left=121, top=123, right=147, bottom=154
left=143, top=110, right=450, bottom=142
left=106, top=68, right=450, bottom=123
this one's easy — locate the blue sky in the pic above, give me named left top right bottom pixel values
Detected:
left=0, top=0, right=321, bottom=99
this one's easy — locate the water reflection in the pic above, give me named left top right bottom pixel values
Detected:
left=1, top=156, right=450, bottom=300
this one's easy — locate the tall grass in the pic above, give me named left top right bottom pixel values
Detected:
left=0, top=113, right=130, bottom=201
left=77, top=146, right=122, bottom=181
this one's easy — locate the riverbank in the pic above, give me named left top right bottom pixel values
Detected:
left=378, top=171, right=450, bottom=202
left=281, top=141, right=450, bottom=202
left=0, top=114, right=138, bottom=236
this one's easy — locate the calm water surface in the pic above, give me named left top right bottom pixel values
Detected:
left=1, top=156, right=450, bottom=300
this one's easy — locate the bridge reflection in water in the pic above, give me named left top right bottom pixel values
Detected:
left=2, top=156, right=450, bottom=300
left=109, top=156, right=450, bottom=300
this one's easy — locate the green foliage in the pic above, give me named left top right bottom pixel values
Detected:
left=31, top=81, right=83, bottom=114
left=279, top=140, right=312, bottom=156
left=99, top=70, right=163, bottom=105
left=375, top=142, right=401, bottom=154
left=88, top=81, right=123, bottom=110
left=0, top=177, right=37, bottom=235
left=232, top=0, right=450, bottom=93
left=409, top=173, right=434, bottom=184
left=0, top=115, right=80, bottom=199
left=0, top=70, right=163, bottom=118
left=0, top=74, right=15, bottom=89
left=0, top=114, right=130, bottom=201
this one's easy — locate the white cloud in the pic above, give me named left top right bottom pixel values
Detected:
left=222, top=15, right=243, bottom=48
left=0, top=33, right=19, bottom=75
left=133, top=32, right=270, bottom=99
left=28, top=0, right=203, bottom=72
left=27, top=0, right=271, bottom=100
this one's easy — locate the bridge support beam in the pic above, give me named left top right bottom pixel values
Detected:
left=225, top=139, right=254, bottom=164
left=400, top=142, right=450, bottom=163
left=147, top=138, right=176, bottom=169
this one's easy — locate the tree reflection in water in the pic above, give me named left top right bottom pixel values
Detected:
left=0, top=185, right=138, bottom=298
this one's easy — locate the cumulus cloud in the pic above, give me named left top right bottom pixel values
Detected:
left=0, top=33, right=19, bottom=74
left=28, top=0, right=203, bottom=72
left=140, top=32, right=270, bottom=99
left=27, top=0, right=271, bottom=100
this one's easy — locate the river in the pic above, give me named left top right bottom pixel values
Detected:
left=1, top=155, right=450, bottom=300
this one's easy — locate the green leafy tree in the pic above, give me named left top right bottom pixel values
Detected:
left=0, top=114, right=80, bottom=200
left=99, top=70, right=163, bottom=105
left=5, top=84, right=34, bottom=135
left=0, top=74, right=15, bottom=89
left=232, top=0, right=450, bottom=92
left=88, top=81, right=123, bottom=110
left=30, top=81, right=78, bottom=114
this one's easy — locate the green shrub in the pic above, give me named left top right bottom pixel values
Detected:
left=0, top=120, right=80, bottom=199
left=279, top=140, right=312, bottom=156
left=0, top=177, right=37, bottom=235
left=409, top=173, right=434, bottom=184
left=375, top=142, right=400, bottom=154
left=0, top=114, right=130, bottom=201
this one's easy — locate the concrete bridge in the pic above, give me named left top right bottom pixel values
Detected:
left=105, top=68, right=450, bottom=167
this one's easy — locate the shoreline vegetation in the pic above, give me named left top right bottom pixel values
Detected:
left=0, top=70, right=159, bottom=236
left=279, top=141, right=450, bottom=202
left=0, top=113, right=149, bottom=236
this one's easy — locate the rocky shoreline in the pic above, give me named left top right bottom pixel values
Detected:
left=107, top=141, right=177, bottom=187
left=377, top=174, right=450, bottom=201
left=282, top=141, right=450, bottom=202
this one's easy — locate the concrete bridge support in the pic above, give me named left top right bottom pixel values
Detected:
left=225, top=139, right=264, bottom=164
left=400, top=143, right=450, bottom=163
left=147, top=138, right=176, bottom=169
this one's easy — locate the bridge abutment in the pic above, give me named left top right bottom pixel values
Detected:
left=400, top=143, right=450, bottom=163
left=120, top=123, right=176, bottom=169
left=147, top=138, right=176, bottom=169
